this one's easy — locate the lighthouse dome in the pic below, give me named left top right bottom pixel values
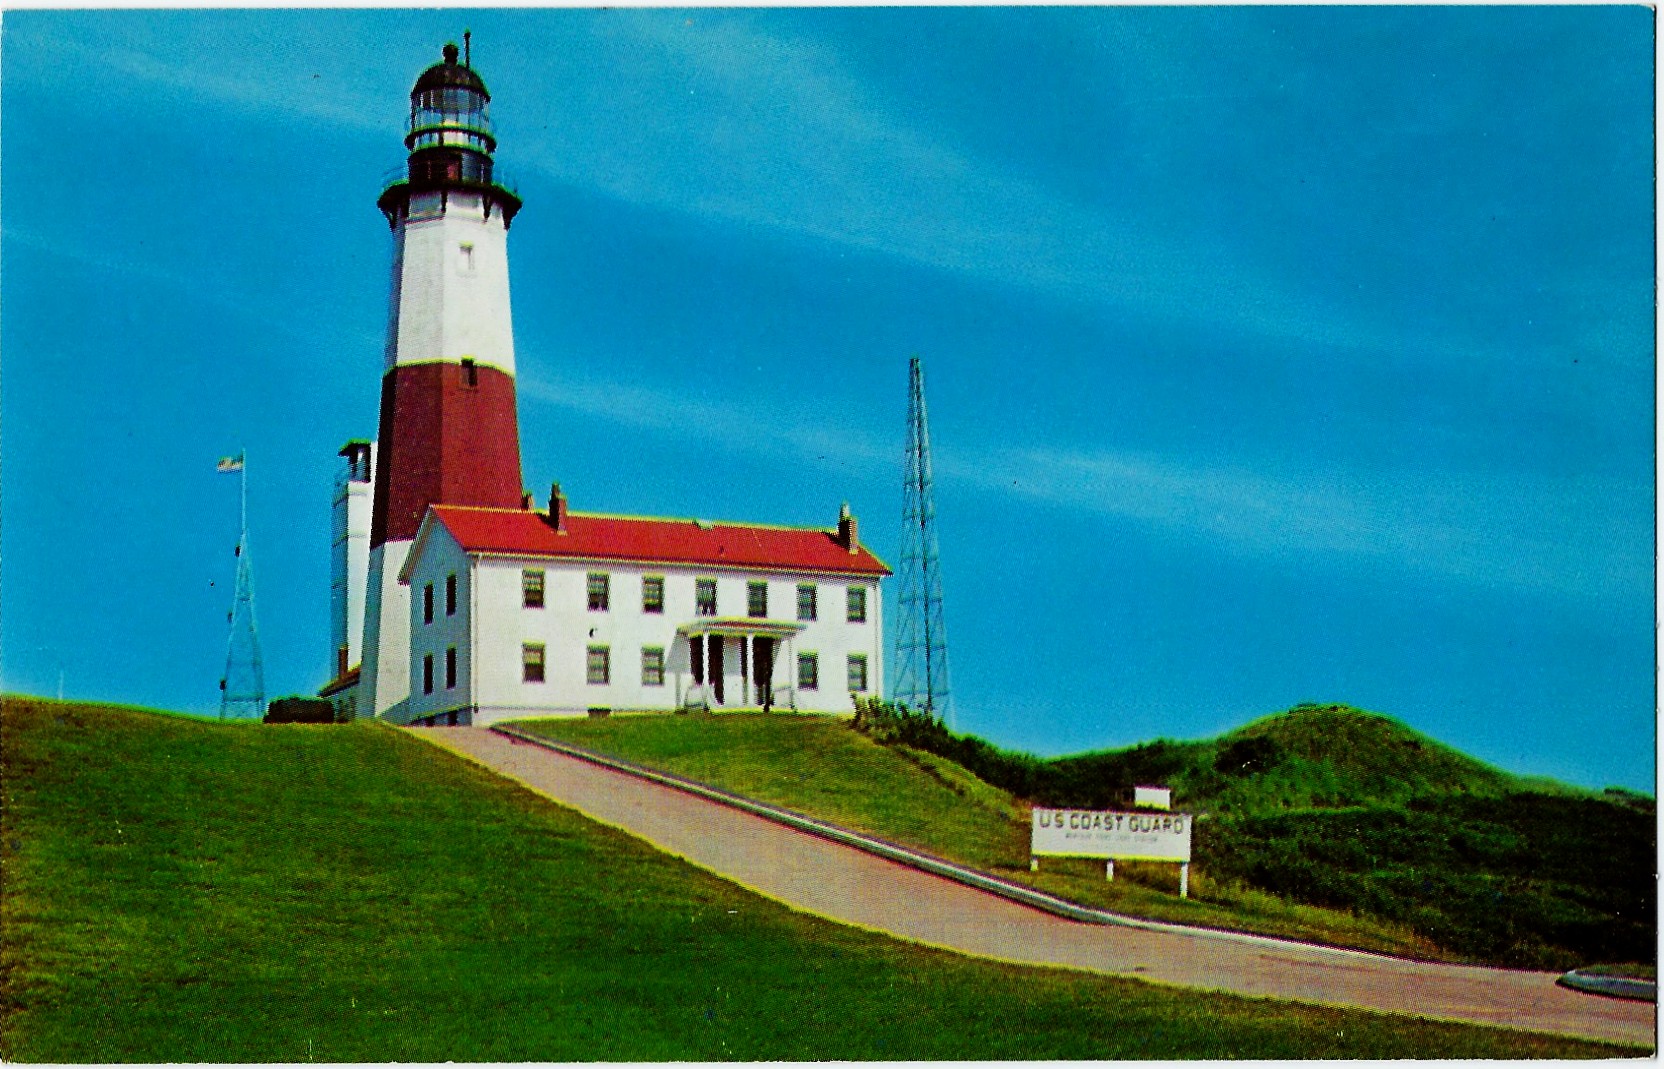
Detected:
left=404, top=40, right=495, bottom=159
left=379, top=40, right=521, bottom=228
left=412, top=42, right=490, bottom=100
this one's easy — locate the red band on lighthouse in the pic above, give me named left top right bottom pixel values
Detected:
left=370, top=361, right=524, bottom=547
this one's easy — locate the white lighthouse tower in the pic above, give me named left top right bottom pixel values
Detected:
left=359, top=41, right=527, bottom=722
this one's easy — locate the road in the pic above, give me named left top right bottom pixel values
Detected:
left=414, top=726, right=1654, bottom=1049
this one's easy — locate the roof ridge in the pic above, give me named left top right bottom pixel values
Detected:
left=432, top=501, right=836, bottom=534
left=431, top=503, right=525, bottom=515
left=569, top=509, right=834, bottom=534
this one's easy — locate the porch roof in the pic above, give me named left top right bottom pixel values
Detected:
left=677, top=617, right=806, bottom=639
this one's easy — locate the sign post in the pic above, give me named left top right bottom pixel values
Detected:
left=1030, top=808, right=1194, bottom=897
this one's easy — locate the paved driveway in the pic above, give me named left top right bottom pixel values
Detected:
left=415, top=726, right=1653, bottom=1048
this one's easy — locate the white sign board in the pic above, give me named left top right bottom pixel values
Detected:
left=1133, top=785, right=1172, bottom=810
left=1031, top=808, right=1192, bottom=862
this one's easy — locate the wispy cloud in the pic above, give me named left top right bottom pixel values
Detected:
left=512, top=15, right=1579, bottom=380
left=521, top=367, right=1647, bottom=603
left=3, top=226, right=380, bottom=352
left=940, top=442, right=1650, bottom=601
left=13, top=11, right=1644, bottom=603
left=7, top=19, right=389, bottom=135
left=12, top=13, right=1637, bottom=383
left=519, top=371, right=894, bottom=475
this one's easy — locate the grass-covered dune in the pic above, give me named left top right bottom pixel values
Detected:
left=516, top=703, right=1655, bottom=971
left=4, top=696, right=1634, bottom=1061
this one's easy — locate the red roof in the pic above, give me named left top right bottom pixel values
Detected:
left=427, top=505, right=890, bottom=576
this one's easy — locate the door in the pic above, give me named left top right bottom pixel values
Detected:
left=753, top=637, right=775, bottom=709
left=709, top=636, right=725, bottom=705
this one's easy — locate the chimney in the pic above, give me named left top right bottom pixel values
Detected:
left=549, top=482, right=568, bottom=534
left=520, top=490, right=532, bottom=510
left=838, top=502, right=858, bottom=554
left=337, top=645, right=349, bottom=678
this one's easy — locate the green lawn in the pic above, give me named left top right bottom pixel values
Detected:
left=2, top=697, right=1636, bottom=1061
left=512, top=711, right=1457, bottom=960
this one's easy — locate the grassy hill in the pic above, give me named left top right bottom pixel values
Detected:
left=1071, top=703, right=1524, bottom=812
left=516, top=703, right=1654, bottom=970
left=6, top=696, right=1631, bottom=1061
left=871, top=702, right=1530, bottom=813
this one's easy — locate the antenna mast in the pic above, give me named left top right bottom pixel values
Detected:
left=894, top=356, right=953, bottom=727
left=219, top=451, right=266, bottom=720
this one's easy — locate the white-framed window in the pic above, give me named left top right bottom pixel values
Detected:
left=797, top=583, right=817, bottom=621
left=695, top=578, right=717, bottom=616
left=847, top=585, right=867, bottom=623
left=522, top=569, right=545, bottom=608
left=642, top=646, right=665, bottom=686
left=748, top=581, right=768, bottom=618
left=847, top=654, right=868, bottom=693
left=522, top=644, right=546, bottom=684
left=587, top=573, right=610, bottom=612
left=587, top=645, right=611, bottom=685
left=642, top=576, right=664, bottom=614
left=798, top=653, right=818, bottom=691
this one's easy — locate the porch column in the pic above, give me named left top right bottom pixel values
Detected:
left=785, top=633, right=797, bottom=710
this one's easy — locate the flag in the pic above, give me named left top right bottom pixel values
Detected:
left=217, top=454, right=244, bottom=473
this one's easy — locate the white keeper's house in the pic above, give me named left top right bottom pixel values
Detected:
left=319, top=42, right=890, bottom=726
left=395, top=491, right=887, bottom=727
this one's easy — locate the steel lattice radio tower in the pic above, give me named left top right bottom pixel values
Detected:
left=218, top=452, right=265, bottom=720
left=894, top=356, right=953, bottom=727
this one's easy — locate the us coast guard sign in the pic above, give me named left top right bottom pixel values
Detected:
left=1031, top=808, right=1193, bottom=896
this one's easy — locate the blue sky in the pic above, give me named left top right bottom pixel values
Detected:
left=2, top=7, right=1654, bottom=791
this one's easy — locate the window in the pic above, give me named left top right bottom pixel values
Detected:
left=445, top=647, right=457, bottom=689
left=747, top=581, right=768, bottom=618
left=460, top=357, right=478, bottom=387
left=587, top=572, right=610, bottom=612
left=797, top=583, right=817, bottom=621
left=798, top=653, right=819, bottom=690
left=446, top=574, right=457, bottom=616
left=695, top=578, right=717, bottom=617
left=423, top=654, right=435, bottom=695
left=847, top=654, right=868, bottom=693
left=522, top=569, right=545, bottom=608
left=641, top=647, right=665, bottom=686
left=424, top=583, right=434, bottom=624
left=847, top=585, right=867, bottom=623
left=642, top=576, right=664, bottom=614
left=522, top=643, right=545, bottom=684
left=587, top=646, right=611, bottom=685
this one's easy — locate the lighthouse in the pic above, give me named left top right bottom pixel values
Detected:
left=324, top=40, right=890, bottom=728
left=359, top=41, right=527, bottom=721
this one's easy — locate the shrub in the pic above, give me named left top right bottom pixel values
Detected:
left=264, top=697, right=335, bottom=724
